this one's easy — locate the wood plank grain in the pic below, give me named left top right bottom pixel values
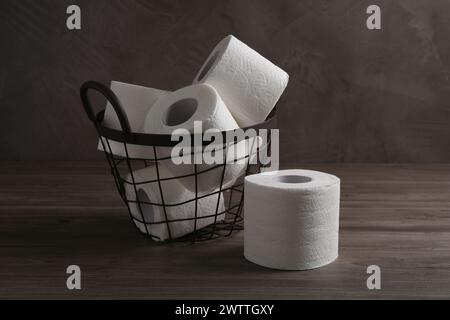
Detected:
left=0, top=162, right=449, bottom=299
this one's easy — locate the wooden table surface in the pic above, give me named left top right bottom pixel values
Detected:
left=1, top=162, right=449, bottom=299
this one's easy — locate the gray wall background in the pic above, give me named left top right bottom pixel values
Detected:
left=1, top=0, right=449, bottom=162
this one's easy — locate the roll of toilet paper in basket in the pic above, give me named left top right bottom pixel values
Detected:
left=143, top=83, right=249, bottom=192
left=98, top=81, right=168, bottom=159
left=244, top=169, right=340, bottom=270
left=124, top=165, right=225, bottom=241
left=194, top=35, right=289, bottom=127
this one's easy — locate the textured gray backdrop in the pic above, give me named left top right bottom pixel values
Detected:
left=1, top=0, right=449, bottom=162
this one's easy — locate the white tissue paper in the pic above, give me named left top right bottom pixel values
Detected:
left=244, top=169, right=340, bottom=270
left=194, top=35, right=289, bottom=127
left=124, top=165, right=225, bottom=241
left=143, top=83, right=247, bottom=192
left=98, top=81, right=168, bottom=159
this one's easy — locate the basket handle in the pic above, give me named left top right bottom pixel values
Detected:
left=80, top=81, right=131, bottom=134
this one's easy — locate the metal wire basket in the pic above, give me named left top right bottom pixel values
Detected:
left=80, top=81, right=276, bottom=243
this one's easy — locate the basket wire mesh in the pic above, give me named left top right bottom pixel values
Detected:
left=81, top=81, right=276, bottom=243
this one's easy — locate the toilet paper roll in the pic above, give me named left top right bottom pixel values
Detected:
left=244, top=169, right=340, bottom=270
left=124, top=165, right=225, bottom=241
left=194, top=35, right=289, bottom=127
left=143, top=83, right=246, bottom=192
left=98, top=81, right=168, bottom=159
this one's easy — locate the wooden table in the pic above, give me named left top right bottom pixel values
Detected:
left=1, top=162, right=449, bottom=299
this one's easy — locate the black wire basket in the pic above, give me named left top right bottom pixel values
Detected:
left=80, top=81, right=277, bottom=243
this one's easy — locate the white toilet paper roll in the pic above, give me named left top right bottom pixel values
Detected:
left=143, top=83, right=246, bottom=192
left=194, top=35, right=289, bottom=127
left=124, top=165, right=225, bottom=241
left=244, top=169, right=340, bottom=270
left=98, top=81, right=169, bottom=159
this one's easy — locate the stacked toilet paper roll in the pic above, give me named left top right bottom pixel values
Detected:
left=124, top=165, right=225, bottom=241
left=244, top=170, right=340, bottom=270
left=98, top=81, right=168, bottom=158
left=194, top=35, right=289, bottom=127
left=143, top=83, right=247, bottom=192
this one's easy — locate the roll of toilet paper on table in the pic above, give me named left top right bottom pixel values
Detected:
left=194, top=35, right=289, bottom=127
left=98, top=81, right=168, bottom=159
left=124, top=165, right=225, bottom=241
left=143, top=83, right=247, bottom=192
left=244, top=169, right=340, bottom=270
